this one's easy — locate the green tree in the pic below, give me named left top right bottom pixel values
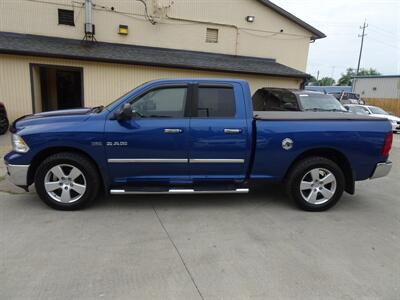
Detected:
left=338, top=68, right=381, bottom=86
left=305, top=75, right=318, bottom=86
left=318, top=77, right=336, bottom=86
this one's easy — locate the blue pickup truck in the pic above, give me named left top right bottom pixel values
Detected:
left=4, top=79, right=393, bottom=211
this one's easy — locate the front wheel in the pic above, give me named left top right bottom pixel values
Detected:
left=35, top=152, right=100, bottom=210
left=286, top=157, right=345, bottom=211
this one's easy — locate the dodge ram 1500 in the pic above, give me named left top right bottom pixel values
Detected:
left=4, top=79, right=393, bottom=211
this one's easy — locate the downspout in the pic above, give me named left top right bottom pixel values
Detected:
left=165, top=14, right=239, bottom=55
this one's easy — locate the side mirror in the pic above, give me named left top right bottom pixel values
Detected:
left=114, top=103, right=134, bottom=120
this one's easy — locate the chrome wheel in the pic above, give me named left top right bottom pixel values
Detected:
left=44, top=164, right=87, bottom=203
left=300, top=168, right=336, bottom=205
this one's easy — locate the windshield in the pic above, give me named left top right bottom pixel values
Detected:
left=346, top=106, right=370, bottom=115
left=369, top=106, right=388, bottom=115
left=298, top=94, right=347, bottom=111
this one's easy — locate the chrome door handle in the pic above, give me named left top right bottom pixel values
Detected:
left=224, top=128, right=242, bottom=134
left=164, top=128, right=183, bottom=134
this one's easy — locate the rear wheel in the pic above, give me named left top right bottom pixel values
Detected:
left=35, top=152, right=100, bottom=210
left=286, top=157, right=345, bottom=211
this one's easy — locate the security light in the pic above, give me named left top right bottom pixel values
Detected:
left=118, top=25, right=128, bottom=35
left=246, top=16, right=255, bottom=23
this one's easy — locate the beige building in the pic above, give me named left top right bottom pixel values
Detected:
left=0, top=0, right=325, bottom=121
left=353, top=75, right=400, bottom=116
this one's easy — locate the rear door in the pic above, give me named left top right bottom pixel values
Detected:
left=189, top=83, right=250, bottom=183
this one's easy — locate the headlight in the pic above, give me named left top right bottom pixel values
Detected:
left=390, top=120, right=397, bottom=125
left=12, top=134, right=30, bottom=153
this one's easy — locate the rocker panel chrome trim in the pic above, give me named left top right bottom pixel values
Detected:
left=110, top=188, right=249, bottom=195
left=189, top=159, right=245, bottom=164
left=108, top=158, right=188, bottom=163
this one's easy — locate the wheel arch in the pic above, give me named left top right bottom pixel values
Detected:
left=27, top=146, right=107, bottom=191
left=285, top=147, right=355, bottom=194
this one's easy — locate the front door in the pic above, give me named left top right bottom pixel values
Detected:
left=189, top=84, right=250, bottom=184
left=105, top=85, right=190, bottom=187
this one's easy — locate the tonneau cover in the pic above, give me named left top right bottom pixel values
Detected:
left=253, top=111, right=387, bottom=121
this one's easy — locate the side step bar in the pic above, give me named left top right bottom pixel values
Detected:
left=110, top=188, right=249, bottom=195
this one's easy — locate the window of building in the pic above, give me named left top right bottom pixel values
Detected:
left=130, top=87, right=187, bottom=118
left=196, top=87, right=236, bottom=117
left=206, top=28, right=219, bottom=43
left=58, top=9, right=75, bottom=26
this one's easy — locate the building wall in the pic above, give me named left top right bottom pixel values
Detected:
left=353, top=77, right=400, bottom=99
left=0, top=0, right=313, bottom=71
left=0, top=54, right=302, bottom=121
left=363, top=98, right=400, bottom=117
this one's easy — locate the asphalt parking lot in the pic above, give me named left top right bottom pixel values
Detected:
left=1, top=133, right=399, bottom=300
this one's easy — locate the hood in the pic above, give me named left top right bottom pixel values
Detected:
left=11, top=108, right=92, bottom=132
left=386, top=115, right=400, bottom=122
left=23, top=108, right=91, bottom=120
left=371, top=114, right=400, bottom=122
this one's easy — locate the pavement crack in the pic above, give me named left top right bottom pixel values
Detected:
left=152, top=205, right=204, bottom=300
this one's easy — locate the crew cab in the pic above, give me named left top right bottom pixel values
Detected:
left=4, top=79, right=393, bottom=211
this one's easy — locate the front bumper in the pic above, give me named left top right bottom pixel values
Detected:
left=5, top=162, right=29, bottom=186
left=370, top=161, right=392, bottom=179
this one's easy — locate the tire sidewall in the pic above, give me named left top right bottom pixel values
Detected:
left=289, top=158, right=345, bottom=211
left=35, top=154, right=98, bottom=210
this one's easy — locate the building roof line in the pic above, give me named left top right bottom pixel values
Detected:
left=353, top=75, right=400, bottom=79
left=0, top=31, right=310, bottom=79
left=256, top=0, right=326, bottom=39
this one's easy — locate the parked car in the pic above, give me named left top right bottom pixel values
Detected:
left=252, top=88, right=348, bottom=112
left=5, top=79, right=393, bottom=212
left=344, top=104, right=400, bottom=133
left=0, top=101, right=9, bottom=135
left=331, top=92, right=365, bottom=105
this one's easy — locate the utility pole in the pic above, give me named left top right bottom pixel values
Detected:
left=356, top=20, right=368, bottom=75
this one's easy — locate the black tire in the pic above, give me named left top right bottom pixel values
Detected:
left=286, top=156, right=345, bottom=212
left=0, top=114, right=9, bottom=135
left=35, top=152, right=101, bottom=210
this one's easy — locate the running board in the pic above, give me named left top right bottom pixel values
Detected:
left=110, top=188, right=249, bottom=195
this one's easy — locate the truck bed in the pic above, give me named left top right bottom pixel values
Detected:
left=251, top=111, right=391, bottom=183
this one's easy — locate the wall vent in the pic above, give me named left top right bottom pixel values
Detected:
left=206, top=28, right=219, bottom=43
left=58, top=9, right=75, bottom=26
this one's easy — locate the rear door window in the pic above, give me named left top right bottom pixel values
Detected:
left=195, top=87, right=236, bottom=118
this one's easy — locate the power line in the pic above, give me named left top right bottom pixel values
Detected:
left=369, top=24, right=398, bottom=37
left=368, top=37, right=399, bottom=50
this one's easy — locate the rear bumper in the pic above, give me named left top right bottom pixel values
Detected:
left=5, top=162, right=29, bottom=186
left=370, top=161, right=392, bottom=179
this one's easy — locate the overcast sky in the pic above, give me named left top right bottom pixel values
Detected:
left=272, top=0, right=400, bottom=80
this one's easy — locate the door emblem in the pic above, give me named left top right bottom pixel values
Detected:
left=282, top=138, right=294, bottom=150
left=106, top=141, right=128, bottom=146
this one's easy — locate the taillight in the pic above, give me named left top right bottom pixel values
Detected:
left=381, top=132, right=393, bottom=157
